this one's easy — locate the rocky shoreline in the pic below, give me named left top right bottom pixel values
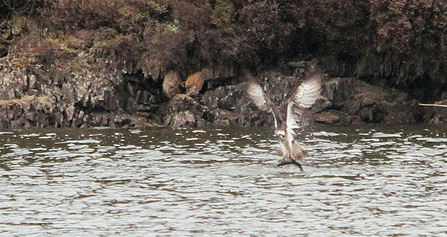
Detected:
left=0, top=61, right=445, bottom=129
left=1, top=1, right=447, bottom=129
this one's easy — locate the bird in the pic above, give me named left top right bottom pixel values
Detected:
left=242, top=59, right=323, bottom=171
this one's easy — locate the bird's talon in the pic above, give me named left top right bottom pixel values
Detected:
left=278, top=160, right=304, bottom=172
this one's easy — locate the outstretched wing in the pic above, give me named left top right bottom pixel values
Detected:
left=286, top=60, right=323, bottom=135
left=293, top=71, right=323, bottom=110
left=243, top=72, right=273, bottom=112
left=242, top=71, right=280, bottom=127
left=285, top=102, right=302, bottom=136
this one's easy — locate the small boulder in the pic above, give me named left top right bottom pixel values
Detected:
left=315, top=110, right=361, bottom=125
left=169, top=110, right=197, bottom=127
left=315, top=111, right=341, bottom=124
left=163, top=94, right=210, bottom=127
left=329, top=77, right=422, bottom=124
left=422, top=100, right=447, bottom=124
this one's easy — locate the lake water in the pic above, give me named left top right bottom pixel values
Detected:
left=0, top=125, right=446, bottom=236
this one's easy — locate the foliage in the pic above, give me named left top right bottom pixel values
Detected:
left=369, top=0, right=447, bottom=53
left=2, top=0, right=447, bottom=101
left=0, top=0, right=43, bottom=16
left=364, top=0, right=447, bottom=100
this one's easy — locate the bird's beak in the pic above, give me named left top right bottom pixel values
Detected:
left=274, top=132, right=285, bottom=141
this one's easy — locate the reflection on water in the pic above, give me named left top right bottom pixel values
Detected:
left=0, top=125, right=446, bottom=236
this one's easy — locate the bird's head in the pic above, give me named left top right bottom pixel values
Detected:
left=275, top=129, right=286, bottom=141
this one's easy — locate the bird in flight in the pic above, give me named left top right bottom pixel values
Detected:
left=242, top=59, right=323, bottom=171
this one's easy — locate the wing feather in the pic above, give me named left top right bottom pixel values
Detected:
left=286, top=60, right=324, bottom=135
left=243, top=72, right=275, bottom=113
left=286, top=102, right=298, bottom=135
left=293, top=74, right=322, bottom=109
left=242, top=71, right=280, bottom=128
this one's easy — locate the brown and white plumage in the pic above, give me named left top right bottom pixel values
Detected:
left=243, top=59, right=323, bottom=171
left=243, top=71, right=280, bottom=127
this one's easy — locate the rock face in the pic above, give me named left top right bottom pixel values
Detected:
left=0, top=53, right=163, bottom=128
left=0, top=95, right=53, bottom=128
left=2, top=2, right=445, bottom=129
left=0, top=56, right=431, bottom=129
left=2, top=1, right=447, bottom=129
left=163, top=94, right=209, bottom=127
left=321, top=77, right=423, bottom=124
left=421, top=100, right=447, bottom=124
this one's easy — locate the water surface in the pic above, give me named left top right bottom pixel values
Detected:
left=0, top=125, right=446, bottom=236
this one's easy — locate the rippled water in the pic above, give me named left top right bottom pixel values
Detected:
left=0, top=125, right=446, bottom=236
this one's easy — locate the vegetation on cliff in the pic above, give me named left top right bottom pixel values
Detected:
left=0, top=0, right=446, bottom=128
